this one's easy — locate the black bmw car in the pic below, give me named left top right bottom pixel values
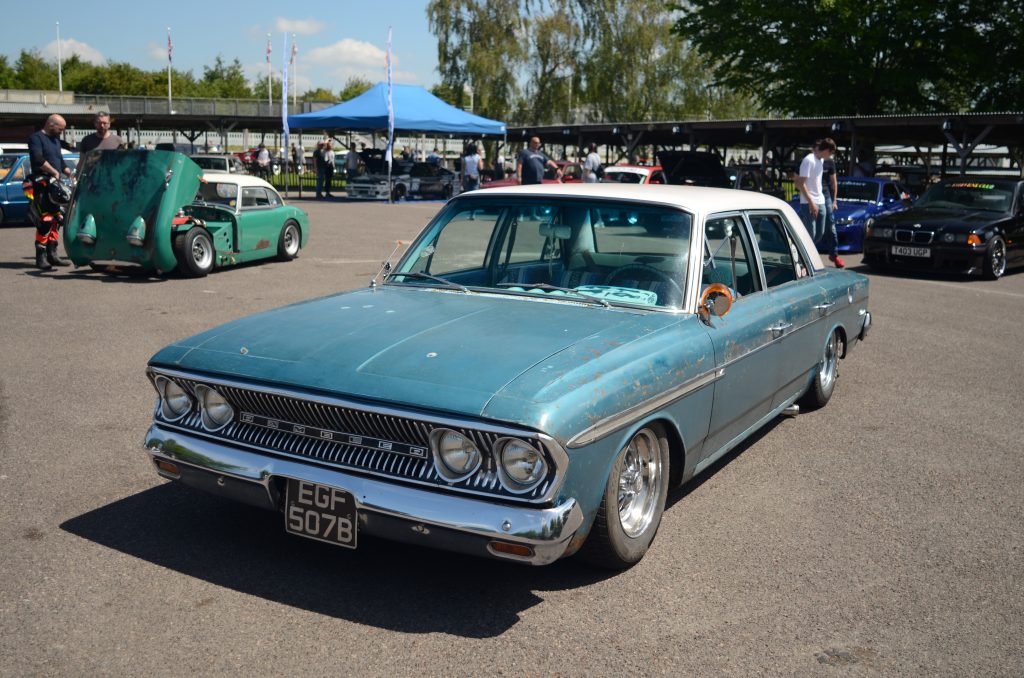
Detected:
left=863, top=178, right=1023, bottom=279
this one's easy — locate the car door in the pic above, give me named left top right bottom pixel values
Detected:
left=747, top=211, right=832, bottom=408
left=238, top=186, right=281, bottom=254
left=701, top=213, right=786, bottom=458
left=1, top=158, right=29, bottom=220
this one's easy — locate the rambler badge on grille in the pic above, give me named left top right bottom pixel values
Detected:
left=238, top=411, right=429, bottom=459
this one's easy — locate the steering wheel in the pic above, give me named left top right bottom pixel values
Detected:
left=604, top=263, right=684, bottom=307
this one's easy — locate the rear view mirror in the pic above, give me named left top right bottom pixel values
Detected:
left=698, top=283, right=734, bottom=324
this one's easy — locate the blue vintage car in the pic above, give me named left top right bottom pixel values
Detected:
left=0, top=153, right=79, bottom=224
left=142, top=184, right=871, bottom=568
left=791, top=176, right=913, bottom=252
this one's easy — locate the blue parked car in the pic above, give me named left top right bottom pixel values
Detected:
left=142, top=184, right=872, bottom=568
left=0, top=153, right=79, bottom=225
left=791, top=176, right=913, bottom=252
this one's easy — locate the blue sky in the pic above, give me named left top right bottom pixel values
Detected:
left=2, top=0, right=440, bottom=93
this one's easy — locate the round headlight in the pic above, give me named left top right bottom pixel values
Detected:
left=157, top=377, right=192, bottom=421
left=431, top=429, right=482, bottom=480
left=196, top=384, right=234, bottom=431
left=498, top=438, right=548, bottom=491
left=943, top=232, right=955, bottom=243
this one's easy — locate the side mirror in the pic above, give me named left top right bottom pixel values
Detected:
left=698, top=283, right=734, bottom=324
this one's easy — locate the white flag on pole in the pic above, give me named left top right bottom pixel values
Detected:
left=385, top=26, right=394, bottom=165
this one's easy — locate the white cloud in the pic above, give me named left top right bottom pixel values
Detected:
left=42, top=38, right=104, bottom=64
left=273, top=17, right=326, bottom=35
left=146, top=42, right=168, bottom=63
left=307, top=38, right=388, bottom=69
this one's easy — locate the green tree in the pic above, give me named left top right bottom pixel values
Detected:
left=427, top=0, right=528, bottom=121
left=338, top=76, right=373, bottom=102
left=13, top=50, right=57, bottom=90
left=252, top=74, right=284, bottom=102
left=197, top=56, right=251, bottom=98
left=0, top=55, right=17, bottom=88
left=668, top=0, right=1015, bottom=115
left=518, top=3, right=581, bottom=124
left=302, top=86, right=338, bottom=102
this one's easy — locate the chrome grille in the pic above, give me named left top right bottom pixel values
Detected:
left=895, top=229, right=934, bottom=244
left=155, top=375, right=555, bottom=502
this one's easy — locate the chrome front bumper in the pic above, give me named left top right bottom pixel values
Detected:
left=143, top=425, right=583, bottom=565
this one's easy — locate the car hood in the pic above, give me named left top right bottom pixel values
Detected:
left=878, top=206, right=1009, bottom=230
left=149, top=286, right=664, bottom=421
left=834, top=202, right=871, bottom=220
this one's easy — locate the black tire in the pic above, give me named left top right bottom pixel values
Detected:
left=443, top=183, right=453, bottom=200
left=578, top=424, right=670, bottom=569
left=391, top=184, right=406, bottom=202
left=799, top=329, right=842, bottom=410
left=174, top=227, right=215, bottom=277
left=277, top=220, right=300, bottom=261
left=982, top=235, right=1007, bottom=280
left=0, top=206, right=6, bottom=226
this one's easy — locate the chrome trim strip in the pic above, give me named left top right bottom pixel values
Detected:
left=566, top=367, right=724, bottom=448
left=143, top=425, right=583, bottom=565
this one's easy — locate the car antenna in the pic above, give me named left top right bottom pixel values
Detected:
left=371, top=240, right=404, bottom=288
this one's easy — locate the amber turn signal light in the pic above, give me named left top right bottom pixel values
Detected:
left=156, top=459, right=180, bottom=477
left=967, top=234, right=983, bottom=246
left=488, top=540, right=534, bottom=558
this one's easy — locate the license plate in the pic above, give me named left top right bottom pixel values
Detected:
left=892, top=245, right=930, bottom=258
left=284, top=478, right=357, bottom=549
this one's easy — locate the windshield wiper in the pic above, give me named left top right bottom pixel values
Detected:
left=496, top=282, right=611, bottom=308
left=385, top=271, right=470, bottom=293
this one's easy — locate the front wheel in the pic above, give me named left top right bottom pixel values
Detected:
left=578, top=424, right=670, bottom=569
left=174, top=227, right=215, bottom=277
left=982, top=236, right=1007, bottom=280
left=800, top=329, right=842, bottom=410
left=277, top=221, right=300, bottom=261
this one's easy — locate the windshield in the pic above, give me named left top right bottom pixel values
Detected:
left=392, top=197, right=693, bottom=309
left=837, top=180, right=880, bottom=202
left=916, top=181, right=1014, bottom=213
left=195, top=181, right=238, bottom=207
left=603, top=170, right=645, bottom=184
left=191, top=157, right=226, bottom=170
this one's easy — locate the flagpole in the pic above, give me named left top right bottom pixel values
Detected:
left=166, top=27, right=172, bottom=113
left=291, top=34, right=297, bottom=108
left=56, top=22, right=63, bottom=93
left=266, top=33, right=272, bottom=108
left=386, top=26, right=393, bottom=204
left=282, top=33, right=290, bottom=199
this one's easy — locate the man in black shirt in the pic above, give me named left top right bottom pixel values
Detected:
left=78, top=111, right=124, bottom=156
left=27, top=114, right=73, bottom=270
left=516, top=136, right=561, bottom=185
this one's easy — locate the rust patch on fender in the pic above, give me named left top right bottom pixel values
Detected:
left=255, top=239, right=271, bottom=250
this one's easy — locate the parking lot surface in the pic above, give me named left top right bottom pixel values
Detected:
left=1, top=198, right=1022, bottom=676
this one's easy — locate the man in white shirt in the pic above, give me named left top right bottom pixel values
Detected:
left=582, top=143, right=602, bottom=183
left=795, top=138, right=844, bottom=268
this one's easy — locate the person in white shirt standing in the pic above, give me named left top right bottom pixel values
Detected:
left=795, top=138, right=844, bottom=268
left=582, top=143, right=602, bottom=183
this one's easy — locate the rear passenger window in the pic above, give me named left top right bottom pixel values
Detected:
left=241, top=187, right=271, bottom=208
left=702, top=216, right=759, bottom=296
left=751, top=213, right=808, bottom=287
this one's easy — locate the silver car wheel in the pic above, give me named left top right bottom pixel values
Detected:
left=617, top=428, right=662, bottom=539
left=990, top=239, right=1006, bottom=278
left=819, top=331, right=839, bottom=394
left=283, top=224, right=299, bottom=256
left=191, top=233, right=213, bottom=269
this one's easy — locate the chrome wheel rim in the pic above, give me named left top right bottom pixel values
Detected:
left=284, top=225, right=299, bottom=255
left=192, top=235, right=213, bottom=269
left=820, top=332, right=838, bottom=392
left=991, top=240, right=1006, bottom=277
left=617, top=428, right=662, bottom=538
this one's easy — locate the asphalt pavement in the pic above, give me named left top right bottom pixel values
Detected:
left=1, top=197, right=1022, bottom=676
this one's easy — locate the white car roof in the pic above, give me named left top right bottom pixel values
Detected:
left=461, top=183, right=825, bottom=270
left=201, top=173, right=277, bottom=190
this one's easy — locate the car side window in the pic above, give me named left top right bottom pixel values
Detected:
left=882, top=184, right=900, bottom=202
left=702, top=216, right=759, bottom=296
left=10, top=162, right=25, bottom=182
left=241, top=187, right=270, bottom=208
left=267, top=189, right=282, bottom=207
left=751, top=213, right=809, bottom=287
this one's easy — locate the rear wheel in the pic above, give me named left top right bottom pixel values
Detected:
left=277, top=221, right=300, bottom=261
left=982, top=236, right=1007, bottom=280
left=800, top=329, right=842, bottom=410
left=174, top=227, right=215, bottom=277
left=579, top=424, right=670, bottom=569
left=391, top=184, right=406, bottom=202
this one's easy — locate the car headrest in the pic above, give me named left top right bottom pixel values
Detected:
left=539, top=223, right=571, bottom=239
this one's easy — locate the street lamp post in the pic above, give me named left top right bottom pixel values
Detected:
left=56, top=22, right=63, bottom=93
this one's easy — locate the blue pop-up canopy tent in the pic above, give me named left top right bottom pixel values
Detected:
left=288, top=83, right=506, bottom=136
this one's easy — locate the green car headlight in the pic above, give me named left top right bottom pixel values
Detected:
left=497, top=438, right=548, bottom=492
left=431, top=428, right=482, bottom=481
left=156, top=376, right=192, bottom=421
left=195, top=384, right=235, bottom=431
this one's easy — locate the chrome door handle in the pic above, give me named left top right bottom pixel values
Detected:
left=766, top=322, right=793, bottom=338
left=814, top=302, right=835, bottom=316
